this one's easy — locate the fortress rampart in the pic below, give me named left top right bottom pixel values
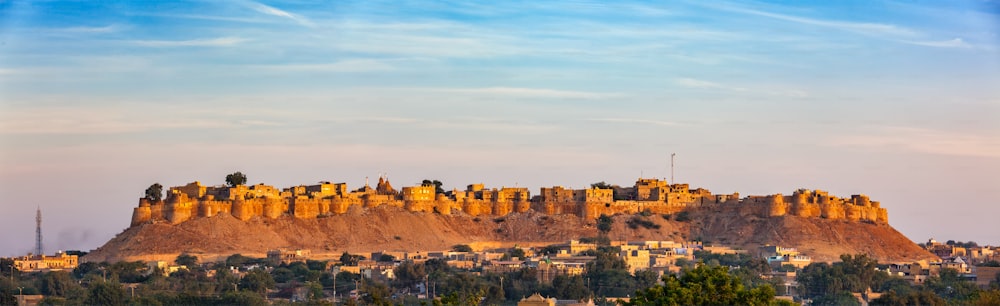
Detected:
left=131, top=177, right=890, bottom=227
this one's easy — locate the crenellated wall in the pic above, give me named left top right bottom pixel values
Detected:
left=131, top=180, right=891, bottom=227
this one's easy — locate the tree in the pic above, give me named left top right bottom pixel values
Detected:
left=972, top=289, right=1000, bottom=306
left=239, top=269, right=275, bottom=295
left=811, top=291, right=862, bottom=306
left=508, top=248, right=526, bottom=260
left=360, top=281, right=393, bottom=306
left=421, top=179, right=445, bottom=194
left=218, top=291, right=268, bottom=306
left=339, top=252, right=362, bottom=266
left=797, top=254, right=885, bottom=300
left=225, top=254, right=252, bottom=268
left=174, top=254, right=198, bottom=267
left=924, top=268, right=979, bottom=302
left=590, top=182, right=613, bottom=189
left=378, top=254, right=396, bottom=262
left=585, top=250, right=633, bottom=297
left=271, top=267, right=294, bottom=283
left=0, top=284, right=16, bottom=306
left=597, top=214, right=613, bottom=235
left=452, top=244, right=473, bottom=252
left=623, top=265, right=777, bottom=306
left=392, top=261, right=426, bottom=289
left=870, top=289, right=945, bottom=306
left=144, top=183, right=163, bottom=201
left=551, top=275, right=590, bottom=300
left=85, top=281, right=127, bottom=306
left=225, top=172, right=247, bottom=187
left=40, top=271, right=78, bottom=297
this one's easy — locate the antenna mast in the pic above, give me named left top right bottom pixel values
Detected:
left=35, top=207, right=43, bottom=255
left=670, top=153, right=676, bottom=183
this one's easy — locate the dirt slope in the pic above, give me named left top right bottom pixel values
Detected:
left=84, top=205, right=936, bottom=264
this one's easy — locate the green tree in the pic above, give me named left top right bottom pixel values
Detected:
left=339, top=252, right=362, bottom=266
left=552, top=275, right=590, bottom=300
left=590, top=182, right=613, bottom=189
left=597, top=214, right=613, bottom=235
left=218, top=291, right=268, bottom=306
left=225, top=172, right=247, bottom=187
left=421, top=179, right=445, bottom=194
left=797, top=254, right=885, bottom=300
left=333, top=271, right=360, bottom=297
left=144, top=183, right=163, bottom=201
left=84, top=281, right=127, bottom=306
left=452, top=244, right=473, bottom=252
left=811, top=291, right=862, bottom=306
left=225, top=254, right=252, bottom=268
left=40, top=271, right=78, bottom=297
left=174, top=254, right=198, bottom=267
left=924, top=268, right=979, bottom=302
left=623, top=265, right=777, bottom=306
left=0, top=285, right=16, bottom=306
left=584, top=249, right=633, bottom=297
left=214, top=268, right=240, bottom=293
left=271, top=267, right=294, bottom=283
left=392, top=261, right=426, bottom=290
left=870, top=289, right=945, bottom=306
left=508, top=248, right=526, bottom=260
left=972, top=289, right=1000, bottom=306
left=239, top=269, right=275, bottom=295
left=360, top=281, right=393, bottom=306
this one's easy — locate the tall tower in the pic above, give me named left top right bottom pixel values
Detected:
left=35, top=207, right=43, bottom=256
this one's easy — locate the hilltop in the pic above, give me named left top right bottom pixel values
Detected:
left=85, top=204, right=935, bottom=263
left=84, top=176, right=935, bottom=263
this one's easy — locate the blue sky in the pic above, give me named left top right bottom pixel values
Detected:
left=0, top=0, right=998, bottom=257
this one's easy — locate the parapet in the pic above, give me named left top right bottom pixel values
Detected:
left=130, top=178, right=891, bottom=227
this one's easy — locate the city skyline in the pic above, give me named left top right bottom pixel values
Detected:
left=1, top=0, right=998, bottom=256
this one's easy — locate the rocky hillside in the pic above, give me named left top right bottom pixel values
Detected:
left=84, top=205, right=936, bottom=264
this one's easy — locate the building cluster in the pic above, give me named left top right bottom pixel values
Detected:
left=10, top=251, right=79, bottom=272
left=882, top=239, right=1000, bottom=288
left=131, top=176, right=889, bottom=226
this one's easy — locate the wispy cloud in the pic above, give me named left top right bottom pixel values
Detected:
left=706, top=3, right=916, bottom=37
left=250, top=59, right=396, bottom=73
left=317, top=116, right=556, bottom=133
left=674, top=78, right=808, bottom=97
left=60, top=24, right=120, bottom=33
left=246, top=1, right=314, bottom=27
left=0, top=107, right=280, bottom=135
left=587, top=118, right=683, bottom=127
left=135, top=12, right=278, bottom=24
left=132, top=37, right=248, bottom=47
left=831, top=127, right=1000, bottom=158
left=902, top=38, right=973, bottom=49
left=429, top=87, right=621, bottom=99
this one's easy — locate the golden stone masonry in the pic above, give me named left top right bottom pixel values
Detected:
left=131, top=176, right=888, bottom=227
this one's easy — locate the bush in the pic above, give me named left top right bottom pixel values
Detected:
left=675, top=211, right=691, bottom=222
left=597, top=214, right=613, bottom=233
left=626, top=217, right=661, bottom=230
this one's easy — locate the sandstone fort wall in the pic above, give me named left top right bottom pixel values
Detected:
left=130, top=179, right=890, bottom=227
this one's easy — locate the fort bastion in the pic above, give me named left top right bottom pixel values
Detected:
left=130, top=176, right=889, bottom=227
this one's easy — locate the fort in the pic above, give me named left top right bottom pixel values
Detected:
left=131, top=176, right=888, bottom=227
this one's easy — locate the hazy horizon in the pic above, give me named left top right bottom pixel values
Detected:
left=1, top=0, right=998, bottom=257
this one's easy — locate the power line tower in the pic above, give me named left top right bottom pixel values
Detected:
left=35, top=207, right=43, bottom=256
